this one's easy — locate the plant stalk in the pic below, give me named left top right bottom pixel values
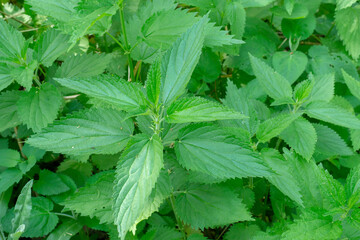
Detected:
left=169, top=195, right=187, bottom=240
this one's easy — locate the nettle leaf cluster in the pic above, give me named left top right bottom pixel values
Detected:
left=1, top=0, right=360, bottom=239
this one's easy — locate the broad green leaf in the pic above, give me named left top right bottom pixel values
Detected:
left=249, top=54, right=293, bottom=104
left=282, top=210, right=342, bottom=240
left=12, top=180, right=33, bottom=233
left=272, top=51, right=308, bottom=84
left=160, top=16, right=208, bottom=105
left=27, top=108, right=134, bottom=155
left=175, top=124, right=271, bottom=179
left=271, top=4, right=308, bottom=19
left=175, top=184, right=253, bottom=229
left=33, top=170, right=70, bottom=196
left=335, top=6, right=360, bottom=59
left=22, top=197, right=58, bottom=237
left=12, top=60, right=38, bottom=90
left=225, top=1, right=246, bottom=40
left=281, top=15, right=316, bottom=40
left=262, top=149, right=303, bottom=206
left=0, top=169, right=23, bottom=194
left=146, top=59, right=161, bottom=105
left=46, top=219, right=83, bottom=240
left=55, top=75, right=146, bottom=112
left=34, top=28, right=71, bottom=67
left=0, top=149, right=21, bottom=168
left=17, top=83, right=63, bottom=132
left=241, top=0, right=276, bottom=8
left=256, top=113, right=300, bottom=143
left=0, top=188, right=12, bottom=221
left=307, top=73, right=334, bottom=103
left=305, top=101, right=360, bottom=129
left=141, top=226, right=183, bottom=240
left=314, top=124, right=353, bottom=157
left=63, top=171, right=114, bottom=224
left=336, top=0, right=357, bottom=10
left=55, top=53, right=112, bottom=78
left=113, top=134, right=163, bottom=239
left=351, top=116, right=360, bottom=151
left=166, top=97, right=246, bottom=123
left=294, top=80, right=313, bottom=103
left=342, top=70, right=360, bottom=101
left=0, top=19, right=27, bottom=63
left=280, top=118, right=317, bottom=160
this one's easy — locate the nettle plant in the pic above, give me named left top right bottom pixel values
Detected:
left=1, top=0, right=360, bottom=239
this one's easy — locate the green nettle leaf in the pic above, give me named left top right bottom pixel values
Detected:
left=224, top=223, right=261, bottom=240
left=256, top=113, right=300, bottom=143
left=0, top=149, right=21, bottom=168
left=225, top=1, right=246, bottom=40
left=313, top=124, right=353, bottom=157
left=272, top=51, right=308, bottom=84
left=307, top=73, right=334, bottom=103
left=0, top=63, right=14, bottom=91
left=55, top=75, right=146, bottom=113
left=55, top=53, right=112, bottom=78
left=351, top=115, right=360, bottom=151
left=146, top=59, right=162, bottom=105
left=249, top=54, right=293, bottom=104
left=22, top=197, right=58, bottom=237
left=262, top=149, right=303, bottom=206
left=33, top=170, right=70, bottom=196
left=281, top=210, right=342, bottom=240
left=166, top=97, right=246, bottom=123
left=113, top=134, right=163, bottom=239
left=281, top=15, right=316, bottom=40
left=0, top=19, right=27, bottom=63
left=346, top=164, right=360, bottom=208
left=46, top=219, right=83, bottom=240
left=280, top=117, right=317, bottom=160
left=335, top=6, right=360, bottom=60
left=160, top=16, right=208, bottom=105
left=27, top=108, right=134, bottom=155
left=33, top=28, right=71, bottom=67
left=17, top=83, right=63, bottom=132
left=305, top=101, right=360, bottom=129
left=11, top=180, right=33, bottom=233
left=293, top=80, right=313, bottom=103
left=342, top=70, right=360, bottom=101
left=175, top=184, right=253, bottom=229
left=175, top=124, right=271, bottom=179
left=63, top=171, right=114, bottom=224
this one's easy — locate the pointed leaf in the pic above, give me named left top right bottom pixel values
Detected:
left=27, top=108, right=134, bottom=155
left=12, top=180, right=33, bottom=233
left=308, top=73, right=334, bottom=103
left=175, top=124, right=271, bottom=179
left=113, top=134, right=163, bottom=239
left=342, top=70, right=360, bottom=101
left=272, top=51, right=308, bottom=84
left=55, top=75, right=146, bottom=112
left=146, top=59, right=161, bottom=105
left=33, top=170, right=70, bottom=196
left=166, top=97, right=246, bottom=123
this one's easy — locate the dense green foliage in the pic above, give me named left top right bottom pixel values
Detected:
left=1, top=0, right=360, bottom=239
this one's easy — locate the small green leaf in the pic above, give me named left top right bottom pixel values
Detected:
left=175, top=124, right=271, bottom=179
left=17, top=83, right=63, bottom=132
left=175, top=184, right=253, bottom=229
left=305, top=101, right=360, bottom=129
left=272, top=51, right=308, bottom=84
left=160, top=16, right=208, bottom=105
left=146, top=59, right=161, bottom=105
left=281, top=15, right=316, bottom=40
left=33, top=170, right=70, bottom=196
left=0, top=149, right=21, bottom=168
left=280, top=118, right=317, bottom=160
left=12, top=180, right=33, bottom=233
left=55, top=75, right=146, bottom=113
left=249, top=54, right=293, bottom=103
left=27, top=108, right=134, bottom=155
left=166, top=97, right=246, bottom=123
left=342, top=70, right=360, bottom=101
left=113, top=134, right=163, bottom=239
left=34, top=28, right=71, bottom=67
left=0, top=19, right=27, bottom=63
left=293, top=80, right=313, bottom=103
left=346, top=164, right=360, bottom=208
left=225, top=1, right=246, bottom=40
left=256, top=113, right=300, bottom=143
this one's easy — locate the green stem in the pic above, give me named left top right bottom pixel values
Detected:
left=0, top=229, right=5, bottom=240
left=119, top=2, right=135, bottom=82
left=275, top=138, right=282, bottom=150
left=105, top=32, right=126, bottom=52
left=55, top=212, right=77, bottom=220
left=326, top=22, right=335, bottom=37
left=169, top=195, right=186, bottom=240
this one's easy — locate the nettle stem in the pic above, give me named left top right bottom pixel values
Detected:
left=169, top=195, right=187, bottom=240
